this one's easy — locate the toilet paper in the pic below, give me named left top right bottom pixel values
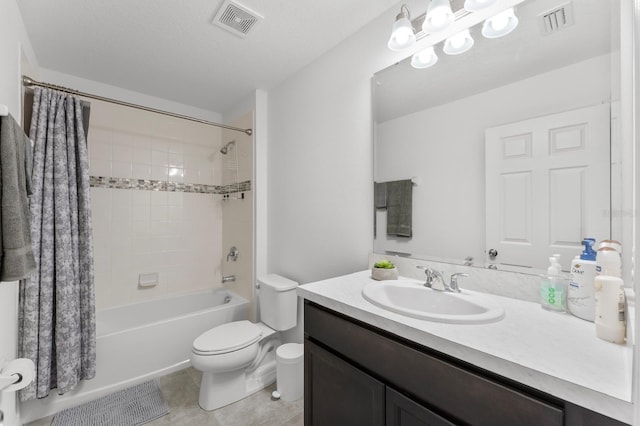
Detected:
left=0, top=358, right=35, bottom=392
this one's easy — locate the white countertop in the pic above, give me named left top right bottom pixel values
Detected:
left=298, top=270, right=634, bottom=424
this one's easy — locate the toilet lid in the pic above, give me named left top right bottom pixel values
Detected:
left=193, top=320, right=262, bottom=355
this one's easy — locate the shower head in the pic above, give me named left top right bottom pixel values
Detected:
left=220, top=140, right=235, bottom=154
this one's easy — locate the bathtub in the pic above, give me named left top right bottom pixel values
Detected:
left=20, top=288, right=249, bottom=423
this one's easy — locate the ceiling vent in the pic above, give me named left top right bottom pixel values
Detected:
left=539, top=2, right=574, bottom=35
left=212, top=0, right=263, bottom=38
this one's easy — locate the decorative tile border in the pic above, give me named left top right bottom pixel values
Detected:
left=90, top=176, right=251, bottom=195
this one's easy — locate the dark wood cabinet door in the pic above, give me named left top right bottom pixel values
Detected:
left=305, top=338, right=385, bottom=426
left=387, top=388, right=456, bottom=426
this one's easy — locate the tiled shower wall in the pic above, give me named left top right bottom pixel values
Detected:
left=87, top=99, right=225, bottom=310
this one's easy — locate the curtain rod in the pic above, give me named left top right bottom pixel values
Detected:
left=22, top=76, right=253, bottom=136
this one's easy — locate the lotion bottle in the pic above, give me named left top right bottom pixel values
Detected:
left=594, top=275, right=626, bottom=344
left=596, top=240, right=622, bottom=278
left=568, top=238, right=597, bottom=321
left=596, top=244, right=622, bottom=278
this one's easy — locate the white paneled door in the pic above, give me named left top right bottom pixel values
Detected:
left=485, top=104, right=610, bottom=271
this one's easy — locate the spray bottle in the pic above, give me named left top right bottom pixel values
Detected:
left=568, top=238, right=597, bottom=321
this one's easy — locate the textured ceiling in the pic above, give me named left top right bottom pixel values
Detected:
left=18, top=0, right=398, bottom=113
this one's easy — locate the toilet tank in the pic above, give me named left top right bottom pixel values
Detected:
left=258, top=274, right=299, bottom=331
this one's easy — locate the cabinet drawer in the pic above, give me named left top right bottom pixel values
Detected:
left=305, top=302, right=564, bottom=426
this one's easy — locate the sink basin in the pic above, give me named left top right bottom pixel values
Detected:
left=362, top=279, right=505, bottom=324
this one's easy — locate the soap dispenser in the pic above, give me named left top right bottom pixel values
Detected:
left=540, top=255, right=566, bottom=312
left=568, top=238, right=598, bottom=321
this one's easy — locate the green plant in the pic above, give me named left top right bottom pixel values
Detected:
left=373, top=260, right=395, bottom=269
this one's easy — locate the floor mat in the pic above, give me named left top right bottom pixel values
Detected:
left=51, top=380, right=169, bottom=426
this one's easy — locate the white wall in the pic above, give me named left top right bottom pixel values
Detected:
left=375, top=55, right=611, bottom=264
left=266, top=3, right=413, bottom=285
left=0, top=0, right=37, bottom=115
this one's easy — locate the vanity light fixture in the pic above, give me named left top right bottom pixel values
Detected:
left=443, top=29, right=474, bottom=55
left=392, top=2, right=520, bottom=67
left=422, top=0, right=455, bottom=33
left=388, top=4, right=417, bottom=51
left=463, top=0, right=499, bottom=13
left=481, top=7, right=519, bottom=38
left=411, top=46, right=439, bottom=69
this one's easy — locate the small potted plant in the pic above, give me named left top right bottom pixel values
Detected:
left=371, top=259, right=399, bottom=281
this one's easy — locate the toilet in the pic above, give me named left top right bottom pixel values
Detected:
left=190, top=274, right=299, bottom=411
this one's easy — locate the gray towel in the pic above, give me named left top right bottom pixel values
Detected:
left=386, top=179, right=412, bottom=238
left=0, top=114, right=36, bottom=281
left=374, top=182, right=387, bottom=208
left=374, top=182, right=388, bottom=238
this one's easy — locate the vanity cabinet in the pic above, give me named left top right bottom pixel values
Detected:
left=304, top=301, right=628, bottom=426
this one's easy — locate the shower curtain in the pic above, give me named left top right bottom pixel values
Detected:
left=18, top=87, right=96, bottom=400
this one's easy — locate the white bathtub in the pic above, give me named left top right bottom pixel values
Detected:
left=21, top=288, right=249, bottom=423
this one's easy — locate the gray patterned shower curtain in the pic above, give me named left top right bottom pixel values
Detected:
left=18, top=87, right=96, bottom=401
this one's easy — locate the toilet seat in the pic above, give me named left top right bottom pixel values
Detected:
left=193, top=320, right=262, bottom=355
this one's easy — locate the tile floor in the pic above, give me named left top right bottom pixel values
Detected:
left=27, top=368, right=304, bottom=426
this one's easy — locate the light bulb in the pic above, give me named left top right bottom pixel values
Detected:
left=411, top=46, right=438, bottom=69
left=443, top=29, right=474, bottom=55
left=417, top=50, right=431, bottom=62
left=423, top=0, right=454, bottom=33
left=388, top=9, right=416, bottom=51
left=430, top=11, right=449, bottom=28
left=482, top=8, right=518, bottom=38
left=490, top=13, right=509, bottom=31
left=450, top=33, right=466, bottom=49
left=394, top=29, right=411, bottom=46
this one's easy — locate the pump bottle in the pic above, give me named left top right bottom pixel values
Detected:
left=568, top=238, right=597, bottom=321
left=540, top=255, right=566, bottom=312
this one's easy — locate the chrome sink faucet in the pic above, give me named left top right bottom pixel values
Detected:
left=417, top=266, right=469, bottom=293
left=416, top=266, right=446, bottom=291
left=449, top=273, right=469, bottom=293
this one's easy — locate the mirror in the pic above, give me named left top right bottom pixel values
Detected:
left=373, top=0, right=626, bottom=274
